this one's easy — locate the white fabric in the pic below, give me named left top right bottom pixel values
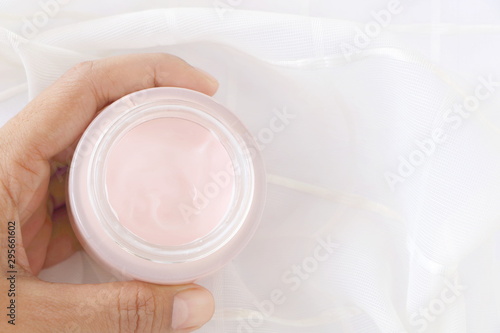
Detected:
left=1, top=1, right=500, bottom=332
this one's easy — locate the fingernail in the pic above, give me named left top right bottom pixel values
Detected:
left=194, top=67, right=219, bottom=90
left=171, top=288, right=214, bottom=330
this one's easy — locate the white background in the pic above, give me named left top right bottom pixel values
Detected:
left=1, top=1, right=500, bottom=332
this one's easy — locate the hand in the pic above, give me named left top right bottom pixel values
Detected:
left=0, top=53, right=219, bottom=332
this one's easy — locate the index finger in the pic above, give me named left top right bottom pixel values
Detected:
left=5, top=53, right=219, bottom=162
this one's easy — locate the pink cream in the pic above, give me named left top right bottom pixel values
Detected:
left=104, top=118, right=235, bottom=247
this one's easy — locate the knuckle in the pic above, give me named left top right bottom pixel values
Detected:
left=63, top=60, right=98, bottom=92
left=68, top=60, right=96, bottom=79
left=64, top=61, right=103, bottom=94
left=63, top=60, right=105, bottom=102
left=115, top=282, right=160, bottom=333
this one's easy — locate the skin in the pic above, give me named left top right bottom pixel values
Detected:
left=0, top=53, right=218, bottom=332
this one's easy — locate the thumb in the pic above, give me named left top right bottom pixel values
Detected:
left=21, top=279, right=215, bottom=333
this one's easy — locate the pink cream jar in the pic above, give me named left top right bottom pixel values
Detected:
left=68, top=87, right=266, bottom=284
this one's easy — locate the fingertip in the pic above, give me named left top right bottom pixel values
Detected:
left=172, top=286, right=215, bottom=331
left=193, top=67, right=219, bottom=96
left=153, top=56, right=220, bottom=96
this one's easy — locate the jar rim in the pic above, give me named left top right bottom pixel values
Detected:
left=89, top=100, right=255, bottom=262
